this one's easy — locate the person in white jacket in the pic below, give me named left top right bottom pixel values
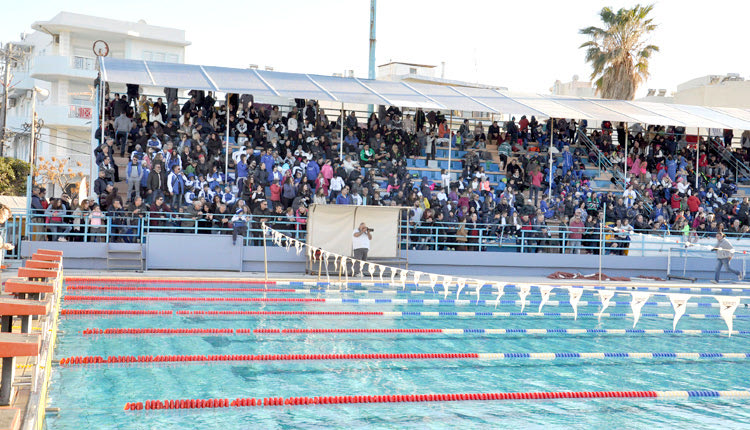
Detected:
left=329, top=175, right=345, bottom=200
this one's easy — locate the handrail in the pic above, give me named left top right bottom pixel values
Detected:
left=704, top=137, right=750, bottom=183
left=575, top=130, right=653, bottom=214
left=11, top=208, right=750, bottom=257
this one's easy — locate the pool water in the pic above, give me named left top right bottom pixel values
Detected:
left=47, top=281, right=750, bottom=429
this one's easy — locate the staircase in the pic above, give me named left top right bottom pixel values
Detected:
left=576, top=130, right=652, bottom=214
left=106, top=244, right=144, bottom=271
left=705, top=138, right=750, bottom=184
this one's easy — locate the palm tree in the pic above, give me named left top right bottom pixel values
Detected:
left=580, top=4, right=659, bottom=100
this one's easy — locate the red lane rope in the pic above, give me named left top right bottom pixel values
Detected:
left=124, top=390, right=660, bottom=410
left=63, top=296, right=325, bottom=302
left=66, top=286, right=296, bottom=293
left=82, top=328, right=233, bottom=335
left=79, top=328, right=442, bottom=335
left=61, top=310, right=382, bottom=317
left=251, top=329, right=444, bottom=334
left=65, top=277, right=274, bottom=284
left=61, top=310, right=173, bottom=316
left=59, top=353, right=480, bottom=366
left=178, top=311, right=384, bottom=316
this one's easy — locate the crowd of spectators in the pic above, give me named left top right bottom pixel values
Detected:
left=29, top=86, right=750, bottom=253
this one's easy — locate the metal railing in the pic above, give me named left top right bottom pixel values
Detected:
left=704, top=137, right=750, bottom=183
left=10, top=209, right=750, bottom=257
left=576, top=129, right=653, bottom=214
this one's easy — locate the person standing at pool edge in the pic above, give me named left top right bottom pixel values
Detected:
left=352, top=222, right=372, bottom=277
left=713, top=232, right=742, bottom=283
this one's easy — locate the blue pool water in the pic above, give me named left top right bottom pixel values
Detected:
left=47, top=281, right=750, bottom=429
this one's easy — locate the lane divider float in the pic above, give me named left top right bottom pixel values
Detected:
left=60, top=309, right=750, bottom=320
left=59, top=351, right=750, bottom=366
left=79, top=328, right=750, bottom=336
left=123, top=389, right=750, bottom=411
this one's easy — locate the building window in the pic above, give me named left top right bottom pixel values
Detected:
left=409, top=67, right=417, bottom=74
left=166, top=54, right=178, bottom=63
left=143, top=51, right=153, bottom=61
left=72, top=56, right=96, bottom=70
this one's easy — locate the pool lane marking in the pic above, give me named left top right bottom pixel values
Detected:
left=61, top=296, right=744, bottom=309
left=123, top=390, right=750, bottom=410
left=59, top=352, right=750, bottom=366
left=60, top=309, right=750, bottom=320
left=78, top=328, right=750, bottom=336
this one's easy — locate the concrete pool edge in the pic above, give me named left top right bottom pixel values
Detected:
left=21, top=274, right=62, bottom=430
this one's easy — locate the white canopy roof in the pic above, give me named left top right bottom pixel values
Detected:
left=100, top=57, right=750, bottom=129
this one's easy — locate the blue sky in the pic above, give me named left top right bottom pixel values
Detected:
left=2, top=0, right=748, bottom=97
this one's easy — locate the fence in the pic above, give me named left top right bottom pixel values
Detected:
left=8, top=209, right=750, bottom=258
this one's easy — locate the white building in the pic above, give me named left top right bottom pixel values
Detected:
left=551, top=75, right=597, bottom=98
left=377, top=61, right=506, bottom=90
left=673, top=74, right=750, bottom=108
left=3, top=12, right=189, bottom=176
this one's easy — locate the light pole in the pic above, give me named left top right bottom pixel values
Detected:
left=27, top=86, right=49, bottom=197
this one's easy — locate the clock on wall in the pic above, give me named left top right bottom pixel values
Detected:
left=92, top=40, right=109, bottom=57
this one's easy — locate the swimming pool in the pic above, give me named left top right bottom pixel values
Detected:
left=47, top=280, right=750, bottom=429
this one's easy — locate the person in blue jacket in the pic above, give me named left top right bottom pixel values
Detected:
left=306, top=157, right=320, bottom=182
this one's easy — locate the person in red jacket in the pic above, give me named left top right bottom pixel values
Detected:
left=269, top=179, right=281, bottom=205
left=687, top=194, right=701, bottom=216
left=670, top=193, right=681, bottom=211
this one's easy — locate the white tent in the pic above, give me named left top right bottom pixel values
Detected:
left=100, top=57, right=750, bottom=129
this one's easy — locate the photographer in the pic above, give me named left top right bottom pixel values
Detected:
left=352, top=222, right=373, bottom=265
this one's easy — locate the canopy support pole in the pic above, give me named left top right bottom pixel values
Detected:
left=339, top=103, right=344, bottom=161
left=89, top=77, right=101, bottom=197
left=224, top=94, right=230, bottom=179
left=696, top=127, right=700, bottom=190
left=548, top=118, right=553, bottom=200
left=598, top=202, right=606, bottom=282
left=624, top=122, right=628, bottom=184
left=447, top=112, right=453, bottom=182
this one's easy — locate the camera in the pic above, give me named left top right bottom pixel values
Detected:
left=366, top=228, right=374, bottom=232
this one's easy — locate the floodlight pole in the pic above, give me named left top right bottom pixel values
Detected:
left=368, top=0, right=376, bottom=114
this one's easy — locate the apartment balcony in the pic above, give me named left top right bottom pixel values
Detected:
left=7, top=71, right=36, bottom=97
left=35, top=104, right=93, bottom=129
left=30, top=55, right=98, bottom=83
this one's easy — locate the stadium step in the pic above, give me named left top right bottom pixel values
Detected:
left=106, top=245, right=143, bottom=271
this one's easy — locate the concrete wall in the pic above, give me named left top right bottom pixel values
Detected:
left=19, top=233, right=729, bottom=281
